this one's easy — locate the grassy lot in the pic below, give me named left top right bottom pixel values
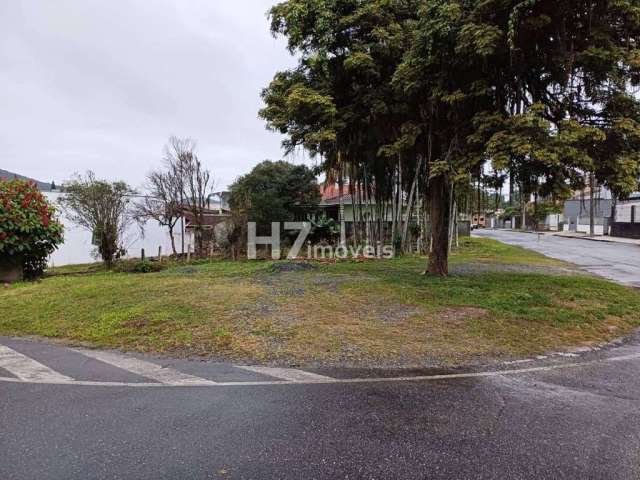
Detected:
left=2, top=237, right=639, bottom=367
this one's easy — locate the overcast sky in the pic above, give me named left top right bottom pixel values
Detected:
left=0, top=0, right=307, bottom=191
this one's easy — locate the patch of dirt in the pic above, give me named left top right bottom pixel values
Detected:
left=450, top=263, right=585, bottom=276
left=270, top=262, right=317, bottom=273
left=171, top=266, right=199, bottom=275
left=435, top=307, right=489, bottom=326
left=309, top=274, right=377, bottom=291
left=358, top=303, right=425, bottom=324
left=256, top=271, right=376, bottom=297
left=122, top=318, right=151, bottom=329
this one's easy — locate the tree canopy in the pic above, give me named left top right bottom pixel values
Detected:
left=260, top=0, right=640, bottom=275
left=229, top=160, right=320, bottom=228
left=59, top=172, right=135, bottom=269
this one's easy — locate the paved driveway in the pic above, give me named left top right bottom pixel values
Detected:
left=474, top=229, right=640, bottom=287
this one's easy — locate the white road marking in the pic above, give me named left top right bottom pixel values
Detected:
left=235, top=366, right=333, bottom=382
left=551, top=352, right=580, bottom=358
left=0, top=345, right=73, bottom=382
left=72, top=348, right=217, bottom=386
left=604, top=353, right=640, bottom=363
left=502, top=359, right=535, bottom=365
left=1, top=349, right=639, bottom=388
left=502, top=351, right=580, bottom=365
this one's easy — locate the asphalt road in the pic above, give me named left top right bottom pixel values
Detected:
left=474, top=229, right=640, bottom=287
left=2, top=335, right=640, bottom=479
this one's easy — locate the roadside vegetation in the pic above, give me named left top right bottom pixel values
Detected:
left=2, top=238, right=639, bottom=367
left=0, top=179, right=63, bottom=281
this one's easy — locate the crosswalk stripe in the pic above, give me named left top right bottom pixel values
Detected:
left=236, top=366, right=332, bottom=382
left=0, top=345, right=73, bottom=382
left=73, top=348, right=216, bottom=386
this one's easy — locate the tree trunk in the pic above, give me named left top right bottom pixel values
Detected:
left=354, top=179, right=361, bottom=246
left=421, top=192, right=429, bottom=255
left=168, top=224, right=178, bottom=256
left=533, top=191, right=538, bottom=231
left=402, top=155, right=424, bottom=252
left=448, top=199, right=456, bottom=250
left=589, top=173, right=595, bottom=236
left=397, top=158, right=403, bottom=235
left=477, top=174, right=481, bottom=224
left=427, top=175, right=451, bottom=277
left=509, top=168, right=514, bottom=206
left=521, top=183, right=527, bottom=231
left=454, top=206, right=459, bottom=248
left=338, top=180, right=346, bottom=247
left=390, top=160, right=401, bottom=253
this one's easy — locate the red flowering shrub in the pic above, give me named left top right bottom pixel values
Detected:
left=0, top=179, right=63, bottom=278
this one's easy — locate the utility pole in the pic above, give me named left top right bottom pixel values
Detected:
left=589, top=173, right=596, bottom=237
left=521, top=182, right=527, bottom=231
left=180, top=191, right=185, bottom=256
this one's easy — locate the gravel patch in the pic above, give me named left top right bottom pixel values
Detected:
left=270, top=262, right=317, bottom=273
left=450, top=263, right=586, bottom=276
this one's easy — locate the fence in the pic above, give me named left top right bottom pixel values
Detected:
left=611, top=222, right=640, bottom=239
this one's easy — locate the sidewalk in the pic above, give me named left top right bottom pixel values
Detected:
left=553, top=231, right=640, bottom=246
left=489, top=228, right=640, bottom=246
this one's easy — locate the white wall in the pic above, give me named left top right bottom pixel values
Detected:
left=545, top=214, right=561, bottom=231
left=45, top=192, right=186, bottom=266
left=562, top=222, right=605, bottom=235
left=576, top=223, right=605, bottom=235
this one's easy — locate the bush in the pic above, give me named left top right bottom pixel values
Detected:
left=132, top=260, right=163, bottom=273
left=114, top=259, right=165, bottom=274
left=0, top=180, right=63, bottom=279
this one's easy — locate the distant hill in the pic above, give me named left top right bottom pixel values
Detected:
left=0, top=169, right=52, bottom=191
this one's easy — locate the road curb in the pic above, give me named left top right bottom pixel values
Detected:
left=3, top=350, right=640, bottom=388
left=485, top=228, right=640, bottom=247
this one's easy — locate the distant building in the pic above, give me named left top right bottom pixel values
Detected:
left=540, top=185, right=640, bottom=238
left=559, top=188, right=613, bottom=235
left=317, top=184, right=396, bottom=239
left=317, top=183, right=470, bottom=243
left=181, top=197, right=232, bottom=242
left=471, top=213, right=487, bottom=229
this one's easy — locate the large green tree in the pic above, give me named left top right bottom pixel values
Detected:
left=261, top=0, right=422, bottom=250
left=229, top=160, right=320, bottom=229
left=261, top=0, right=640, bottom=276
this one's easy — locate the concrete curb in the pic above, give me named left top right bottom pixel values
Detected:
left=552, top=234, right=640, bottom=246
left=482, top=229, right=640, bottom=246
